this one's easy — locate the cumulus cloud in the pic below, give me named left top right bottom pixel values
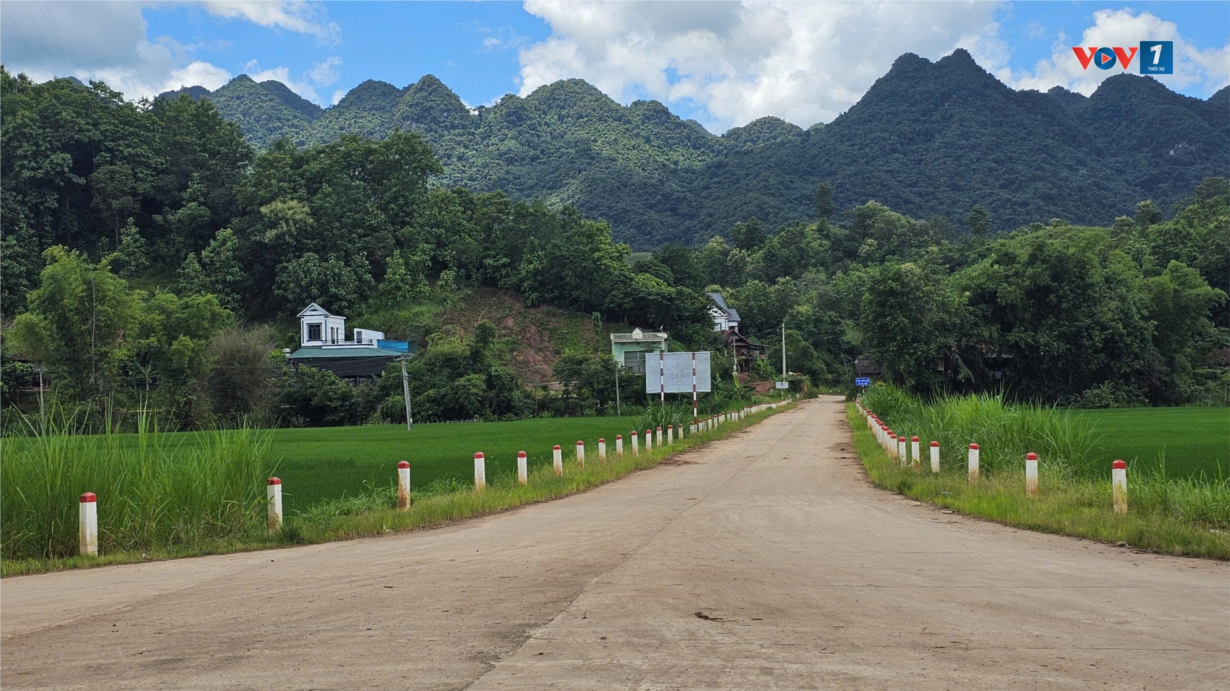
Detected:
left=0, top=1, right=338, bottom=102
left=517, top=0, right=1011, bottom=132
left=244, top=56, right=341, bottom=103
left=999, top=9, right=1230, bottom=96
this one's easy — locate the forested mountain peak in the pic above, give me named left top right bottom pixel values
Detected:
left=257, top=79, right=323, bottom=122
left=142, top=52, right=1226, bottom=247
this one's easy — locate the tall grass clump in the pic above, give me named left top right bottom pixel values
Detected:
left=1, top=405, right=274, bottom=560
left=860, top=383, right=1098, bottom=477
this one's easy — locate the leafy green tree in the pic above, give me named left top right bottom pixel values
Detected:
left=861, top=263, right=962, bottom=392
left=963, top=204, right=991, bottom=240
left=730, top=218, right=765, bottom=252
left=112, top=219, right=150, bottom=278
left=9, top=248, right=139, bottom=399
left=1135, top=200, right=1162, bottom=228
left=274, top=252, right=375, bottom=315
left=813, top=182, right=836, bottom=219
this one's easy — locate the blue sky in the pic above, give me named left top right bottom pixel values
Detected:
left=3, top=2, right=1227, bottom=132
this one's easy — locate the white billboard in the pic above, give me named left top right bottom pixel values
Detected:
left=645, top=351, right=711, bottom=394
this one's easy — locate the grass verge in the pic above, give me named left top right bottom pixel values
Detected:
left=845, top=403, right=1230, bottom=560
left=2, top=401, right=794, bottom=577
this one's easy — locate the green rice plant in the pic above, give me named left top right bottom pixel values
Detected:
left=638, top=403, right=697, bottom=432
left=1, top=404, right=274, bottom=560
left=847, top=402, right=1230, bottom=557
left=860, top=384, right=1098, bottom=477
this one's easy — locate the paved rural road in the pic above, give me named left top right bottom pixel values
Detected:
left=4, top=397, right=1228, bottom=690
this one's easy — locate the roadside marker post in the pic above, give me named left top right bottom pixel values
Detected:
left=553, top=445, right=563, bottom=476
left=968, top=444, right=980, bottom=482
left=517, top=452, right=528, bottom=485
left=911, top=437, right=921, bottom=470
left=656, top=427, right=663, bottom=447
left=598, top=438, right=607, bottom=461
left=474, top=453, right=486, bottom=491
left=645, top=429, right=653, bottom=452
left=397, top=461, right=411, bottom=510
left=631, top=432, right=639, bottom=456
left=1025, top=452, right=1039, bottom=496
left=267, top=478, right=283, bottom=532
left=930, top=441, right=940, bottom=473
left=79, top=492, right=98, bottom=556
left=667, top=425, right=674, bottom=445
left=616, top=434, right=624, bottom=457
left=1113, top=460, right=1128, bottom=514
left=899, top=436, right=908, bottom=468
left=576, top=441, right=585, bottom=468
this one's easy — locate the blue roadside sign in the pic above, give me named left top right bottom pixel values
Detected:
left=855, top=377, right=871, bottom=387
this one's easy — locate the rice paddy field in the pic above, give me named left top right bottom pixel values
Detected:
left=1082, top=407, right=1228, bottom=481
left=265, top=416, right=646, bottom=513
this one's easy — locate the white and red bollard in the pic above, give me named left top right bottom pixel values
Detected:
left=598, top=438, right=607, bottom=461
left=398, top=461, right=411, bottom=510
left=898, top=436, right=908, bottom=468
left=616, top=434, right=624, bottom=457
left=474, top=452, right=486, bottom=491
left=1025, top=452, right=1039, bottom=496
left=656, top=426, right=663, bottom=447
left=968, top=444, right=980, bottom=482
left=79, top=492, right=98, bottom=556
left=929, top=441, right=940, bottom=473
left=267, top=478, right=282, bottom=532
left=645, top=429, right=653, bottom=452
left=576, top=440, right=585, bottom=468
left=553, top=445, right=563, bottom=476
left=911, top=436, right=921, bottom=471
left=631, top=431, right=639, bottom=456
left=667, top=425, right=673, bottom=445
left=1112, top=460, right=1128, bottom=514
left=517, top=451, right=528, bottom=485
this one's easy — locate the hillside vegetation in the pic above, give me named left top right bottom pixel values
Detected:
left=159, top=50, right=1228, bottom=249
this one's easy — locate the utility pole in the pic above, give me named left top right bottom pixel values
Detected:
left=614, top=362, right=621, bottom=417
left=781, top=322, right=787, bottom=379
left=400, top=357, right=413, bottom=431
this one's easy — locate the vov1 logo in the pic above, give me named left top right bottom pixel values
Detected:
left=1072, top=41, right=1173, bottom=74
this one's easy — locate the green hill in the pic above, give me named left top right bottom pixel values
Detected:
left=158, top=50, right=1229, bottom=249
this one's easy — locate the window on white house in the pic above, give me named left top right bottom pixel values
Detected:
left=308, top=323, right=322, bottom=341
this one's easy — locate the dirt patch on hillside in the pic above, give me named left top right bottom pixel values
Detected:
left=442, top=289, right=613, bottom=385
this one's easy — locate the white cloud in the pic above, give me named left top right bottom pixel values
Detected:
left=0, top=1, right=342, bottom=103
left=307, top=56, right=342, bottom=86
left=245, top=61, right=318, bottom=102
left=1000, top=9, right=1230, bottom=96
left=331, top=88, right=348, bottom=105
left=517, top=0, right=1013, bottom=132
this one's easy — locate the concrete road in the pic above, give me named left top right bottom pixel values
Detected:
left=3, top=397, right=1227, bottom=690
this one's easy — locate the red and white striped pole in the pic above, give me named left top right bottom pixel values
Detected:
left=79, top=492, right=98, bottom=556
left=616, top=434, right=624, bottom=457
left=691, top=352, right=698, bottom=430
left=397, top=461, right=411, bottom=510
left=267, top=478, right=282, bottom=532
left=598, top=438, right=607, bottom=461
left=1025, top=452, right=1039, bottom=496
left=929, top=441, right=940, bottom=473
left=968, top=443, right=980, bottom=482
left=911, top=436, right=921, bottom=471
left=645, top=429, right=653, bottom=452
left=1112, top=460, right=1128, bottom=514
left=659, top=351, right=665, bottom=406
left=576, top=440, right=585, bottom=468
left=474, top=453, right=486, bottom=491
left=631, top=431, right=639, bottom=456
left=553, top=445, right=563, bottom=476
left=517, top=451, right=528, bottom=485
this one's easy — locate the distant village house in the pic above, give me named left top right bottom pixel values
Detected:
left=287, top=303, right=414, bottom=384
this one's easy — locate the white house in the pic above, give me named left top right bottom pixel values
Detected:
left=289, top=303, right=410, bottom=383
left=707, top=292, right=741, bottom=332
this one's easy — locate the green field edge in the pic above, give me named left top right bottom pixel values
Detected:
left=843, top=403, right=1230, bottom=560
left=2, top=402, right=796, bottom=577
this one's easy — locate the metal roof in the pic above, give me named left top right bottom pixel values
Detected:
left=287, top=346, right=411, bottom=359
left=707, top=292, right=740, bottom=323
